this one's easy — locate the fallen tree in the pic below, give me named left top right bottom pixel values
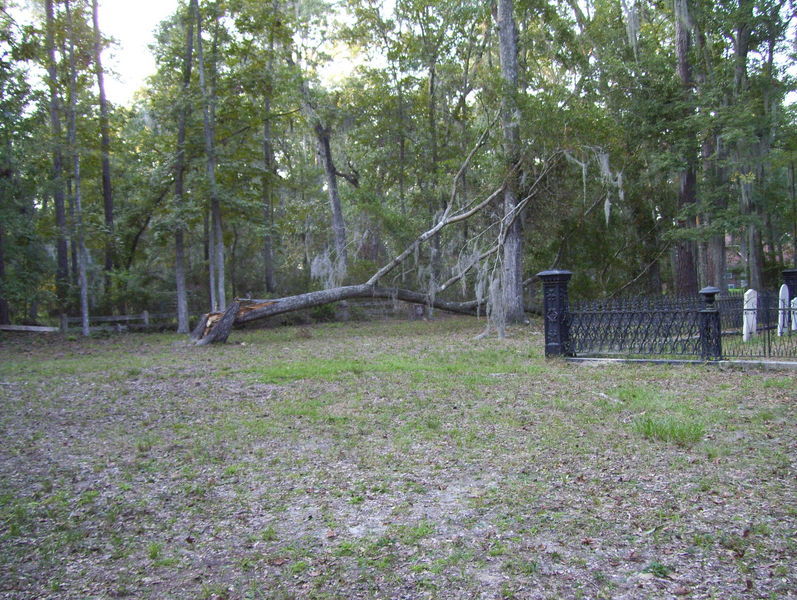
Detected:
left=193, top=128, right=561, bottom=345
left=191, top=285, right=487, bottom=345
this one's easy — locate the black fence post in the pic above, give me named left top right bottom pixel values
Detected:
left=537, top=270, right=572, bottom=357
left=783, top=269, right=797, bottom=299
left=699, top=286, right=722, bottom=361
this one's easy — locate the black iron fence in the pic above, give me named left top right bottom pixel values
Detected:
left=537, top=269, right=797, bottom=361
left=718, top=290, right=797, bottom=359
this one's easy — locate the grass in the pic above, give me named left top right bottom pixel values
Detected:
left=243, top=347, right=540, bottom=384
left=633, top=415, right=706, bottom=446
left=0, top=317, right=794, bottom=599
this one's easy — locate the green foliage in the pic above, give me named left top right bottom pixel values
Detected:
left=1, top=0, right=795, bottom=319
left=309, top=302, right=337, bottom=322
left=643, top=561, right=674, bottom=578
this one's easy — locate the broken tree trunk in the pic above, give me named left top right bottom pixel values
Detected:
left=191, top=286, right=484, bottom=345
left=191, top=124, right=557, bottom=345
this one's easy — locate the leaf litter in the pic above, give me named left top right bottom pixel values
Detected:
left=0, top=318, right=794, bottom=599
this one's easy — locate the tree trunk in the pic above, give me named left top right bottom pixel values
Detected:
left=44, top=0, right=69, bottom=313
left=230, top=224, right=238, bottom=298
left=174, top=5, right=194, bottom=333
left=193, top=124, right=526, bottom=345
left=291, top=51, right=349, bottom=280
left=262, top=1, right=278, bottom=294
left=263, top=98, right=277, bottom=293
left=703, top=134, right=726, bottom=289
left=733, top=0, right=763, bottom=290
left=92, top=0, right=114, bottom=294
left=675, top=171, right=699, bottom=294
left=193, top=285, right=487, bottom=345
left=193, top=0, right=225, bottom=310
left=496, top=0, right=525, bottom=322
left=0, top=221, right=8, bottom=324
left=791, top=162, right=797, bottom=263
left=195, top=181, right=505, bottom=344
left=428, top=61, right=443, bottom=286
left=673, top=0, right=699, bottom=295
left=747, top=219, right=764, bottom=290
left=68, top=179, right=77, bottom=291
left=315, top=123, right=348, bottom=278
left=204, top=207, right=216, bottom=310
left=65, top=0, right=89, bottom=337
left=693, top=17, right=725, bottom=290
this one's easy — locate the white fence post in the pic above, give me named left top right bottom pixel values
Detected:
left=743, top=289, right=757, bottom=342
left=778, top=284, right=789, bottom=336
left=792, top=297, right=797, bottom=331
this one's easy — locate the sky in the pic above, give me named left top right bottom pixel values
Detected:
left=95, top=0, right=180, bottom=105
left=12, top=0, right=180, bottom=105
left=13, top=0, right=354, bottom=104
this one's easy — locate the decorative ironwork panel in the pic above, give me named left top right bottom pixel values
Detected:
left=559, top=273, right=796, bottom=361
left=570, top=306, right=703, bottom=358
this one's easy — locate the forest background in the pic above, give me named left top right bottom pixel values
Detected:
left=1, top=0, right=796, bottom=333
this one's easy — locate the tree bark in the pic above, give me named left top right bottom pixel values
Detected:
left=174, top=5, right=195, bottom=334
left=193, top=0, right=225, bottom=311
left=44, top=0, right=69, bottom=313
left=204, top=206, right=216, bottom=310
left=496, top=0, right=526, bottom=322
left=92, top=0, right=114, bottom=292
left=692, top=14, right=725, bottom=290
left=701, top=129, right=725, bottom=289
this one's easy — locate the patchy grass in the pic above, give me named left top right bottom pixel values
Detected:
left=0, top=317, right=795, bottom=599
left=634, top=415, right=706, bottom=446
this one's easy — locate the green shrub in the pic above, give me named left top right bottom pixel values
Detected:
left=309, top=302, right=337, bottom=322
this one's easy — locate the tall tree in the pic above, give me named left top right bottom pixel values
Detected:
left=64, top=0, right=89, bottom=335
left=293, top=66, right=350, bottom=281
left=174, top=4, right=195, bottom=333
left=192, top=0, right=225, bottom=310
left=44, top=0, right=69, bottom=314
left=496, top=0, right=525, bottom=322
left=673, top=0, right=699, bottom=294
left=91, top=0, right=114, bottom=294
left=0, top=222, right=7, bottom=324
left=262, top=5, right=278, bottom=294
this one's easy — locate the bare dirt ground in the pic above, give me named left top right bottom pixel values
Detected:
left=0, top=317, right=795, bottom=599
